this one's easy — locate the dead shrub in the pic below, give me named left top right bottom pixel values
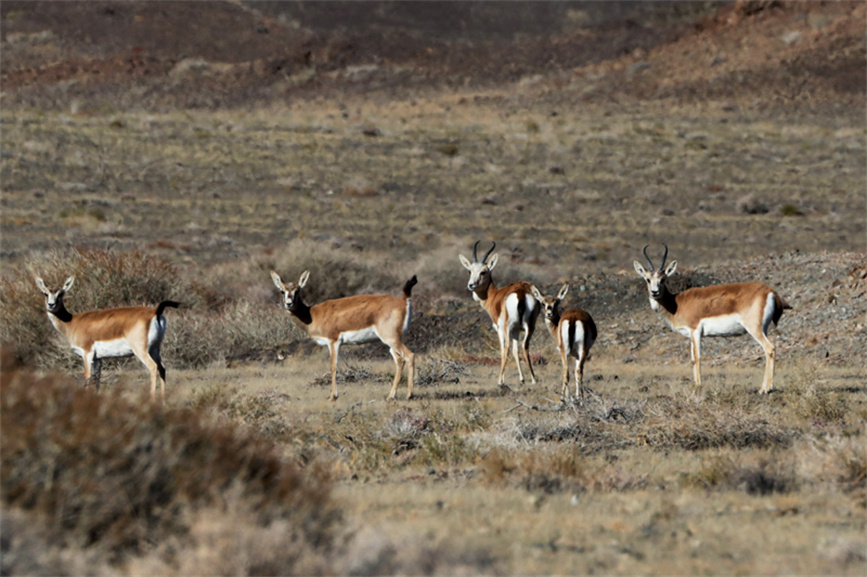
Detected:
left=686, top=449, right=797, bottom=495
left=641, top=395, right=795, bottom=450
left=0, top=356, right=340, bottom=570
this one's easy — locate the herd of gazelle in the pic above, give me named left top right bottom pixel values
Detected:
left=36, top=242, right=790, bottom=403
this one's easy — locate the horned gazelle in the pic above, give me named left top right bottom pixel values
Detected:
left=531, top=284, right=597, bottom=402
left=36, top=276, right=180, bottom=402
left=633, top=245, right=790, bottom=394
left=270, top=270, right=417, bottom=401
left=459, top=241, right=540, bottom=387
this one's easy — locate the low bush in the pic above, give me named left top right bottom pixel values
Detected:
left=0, top=354, right=340, bottom=573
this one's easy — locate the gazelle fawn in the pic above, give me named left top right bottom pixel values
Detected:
left=531, top=284, right=597, bottom=402
left=270, top=270, right=417, bottom=401
left=36, top=276, right=180, bottom=402
left=633, top=245, right=790, bottom=394
left=459, top=240, right=540, bottom=388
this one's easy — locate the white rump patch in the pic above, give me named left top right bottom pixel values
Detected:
left=504, top=293, right=523, bottom=339
left=560, top=320, right=585, bottom=357
left=762, top=293, right=776, bottom=334
left=698, top=314, right=747, bottom=337
left=403, top=301, right=412, bottom=334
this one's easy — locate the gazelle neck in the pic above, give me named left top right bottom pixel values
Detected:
left=47, top=302, right=73, bottom=324
left=651, top=285, right=678, bottom=318
left=472, top=277, right=498, bottom=306
left=288, top=298, right=313, bottom=326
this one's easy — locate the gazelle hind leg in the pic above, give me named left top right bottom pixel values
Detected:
left=386, top=343, right=415, bottom=400
left=511, top=339, right=527, bottom=384
left=521, top=323, right=537, bottom=385
left=690, top=331, right=702, bottom=388
left=746, top=325, right=777, bottom=394
left=559, top=348, right=570, bottom=400
left=575, top=351, right=586, bottom=403
left=150, top=346, right=167, bottom=402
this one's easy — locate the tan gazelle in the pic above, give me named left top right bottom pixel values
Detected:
left=36, top=276, right=180, bottom=402
left=270, top=270, right=417, bottom=401
left=633, top=245, right=790, bottom=394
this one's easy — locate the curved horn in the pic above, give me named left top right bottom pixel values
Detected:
left=643, top=245, right=655, bottom=270
left=482, top=241, right=496, bottom=264
left=658, top=244, right=669, bottom=272
left=472, top=240, right=481, bottom=262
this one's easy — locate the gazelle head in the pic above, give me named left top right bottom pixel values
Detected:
left=531, top=284, right=569, bottom=322
left=459, top=240, right=499, bottom=293
left=633, top=244, right=677, bottom=300
left=270, top=270, right=310, bottom=312
left=36, top=276, right=75, bottom=314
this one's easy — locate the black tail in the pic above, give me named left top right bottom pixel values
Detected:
left=402, top=275, right=418, bottom=298
left=156, top=300, right=182, bottom=316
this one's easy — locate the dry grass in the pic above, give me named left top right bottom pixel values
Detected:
left=0, top=352, right=340, bottom=575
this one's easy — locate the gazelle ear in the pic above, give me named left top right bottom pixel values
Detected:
left=62, top=276, right=75, bottom=293
left=530, top=285, right=544, bottom=301
left=270, top=271, right=284, bottom=290
left=298, top=270, right=310, bottom=288
left=557, top=284, right=569, bottom=300
left=633, top=261, right=649, bottom=277
left=458, top=254, right=473, bottom=270
left=486, top=253, right=499, bottom=270
left=664, top=260, right=678, bottom=276
left=36, top=277, right=49, bottom=295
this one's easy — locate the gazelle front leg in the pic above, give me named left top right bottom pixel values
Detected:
left=328, top=341, right=340, bottom=401
left=84, top=351, right=101, bottom=392
left=496, top=328, right=510, bottom=386
left=690, top=331, right=702, bottom=388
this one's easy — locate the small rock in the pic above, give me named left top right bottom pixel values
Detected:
left=736, top=194, right=769, bottom=215
left=780, top=31, right=803, bottom=46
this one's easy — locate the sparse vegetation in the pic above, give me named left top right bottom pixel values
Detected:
left=1, top=1, right=865, bottom=575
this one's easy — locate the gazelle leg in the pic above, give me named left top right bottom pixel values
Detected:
left=522, top=323, right=538, bottom=385
left=690, top=331, right=702, bottom=388
left=560, top=348, right=570, bottom=400
left=84, top=351, right=101, bottom=391
left=386, top=343, right=415, bottom=400
left=150, top=346, right=167, bottom=403
left=576, top=351, right=586, bottom=403
left=746, top=326, right=777, bottom=394
left=511, top=339, right=526, bottom=384
left=328, top=342, right=340, bottom=401
left=497, top=330, right=510, bottom=386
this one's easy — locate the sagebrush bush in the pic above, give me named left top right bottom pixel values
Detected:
left=0, top=354, right=341, bottom=572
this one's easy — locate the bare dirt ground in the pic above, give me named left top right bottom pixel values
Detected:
left=1, top=1, right=865, bottom=575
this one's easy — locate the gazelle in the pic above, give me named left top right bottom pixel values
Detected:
left=530, top=284, right=597, bottom=402
left=270, top=270, right=417, bottom=401
left=459, top=241, right=540, bottom=387
left=633, top=245, right=791, bottom=394
left=35, top=276, right=180, bottom=402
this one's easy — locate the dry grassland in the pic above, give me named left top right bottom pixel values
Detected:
left=2, top=97, right=865, bottom=575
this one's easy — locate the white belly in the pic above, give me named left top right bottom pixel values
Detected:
left=338, top=326, right=380, bottom=345
left=698, top=314, right=747, bottom=337
left=91, top=338, right=135, bottom=358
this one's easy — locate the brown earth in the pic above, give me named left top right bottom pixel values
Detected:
left=1, top=1, right=864, bottom=115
